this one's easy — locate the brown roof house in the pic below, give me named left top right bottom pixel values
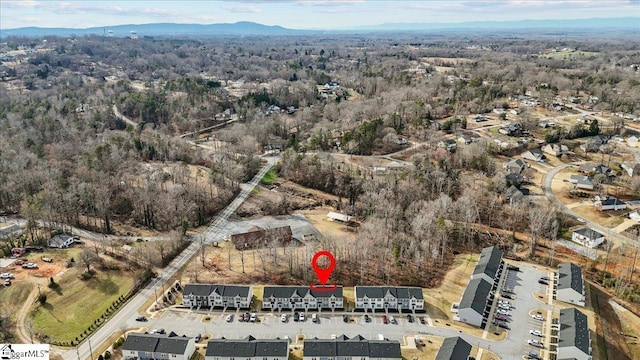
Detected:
left=230, top=225, right=293, bottom=250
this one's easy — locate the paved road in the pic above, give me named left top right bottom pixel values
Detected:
left=61, top=156, right=278, bottom=360
left=542, top=163, right=638, bottom=248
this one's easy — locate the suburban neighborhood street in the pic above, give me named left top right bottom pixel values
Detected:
left=59, top=156, right=278, bottom=360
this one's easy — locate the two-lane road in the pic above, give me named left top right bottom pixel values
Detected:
left=61, top=156, right=278, bottom=360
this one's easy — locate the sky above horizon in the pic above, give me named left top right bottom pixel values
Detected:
left=1, top=0, right=638, bottom=30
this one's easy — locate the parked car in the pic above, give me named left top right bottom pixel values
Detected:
left=293, top=312, right=299, bottom=322
left=538, top=279, right=548, bottom=285
left=497, top=309, right=510, bottom=316
left=226, top=314, right=233, bottom=322
left=501, top=293, right=513, bottom=299
left=343, top=314, right=349, bottom=323
left=576, top=217, right=586, bottom=223
left=22, top=263, right=38, bottom=269
left=419, top=316, right=425, bottom=324
left=531, top=314, right=544, bottom=321
left=389, top=315, right=396, bottom=324
left=507, top=265, right=520, bottom=271
left=4, top=279, right=11, bottom=286
left=194, top=333, right=201, bottom=342
left=299, top=313, right=305, bottom=322
left=364, top=314, right=371, bottom=323
left=0, top=273, right=14, bottom=279
left=135, top=316, right=148, bottom=322
left=498, top=300, right=510, bottom=305
left=311, top=313, right=318, bottom=323
left=530, top=329, right=542, bottom=337
left=249, top=313, right=257, bottom=322
left=407, top=314, right=414, bottom=323
left=527, top=339, right=544, bottom=348
left=527, top=352, right=542, bottom=360
left=281, top=314, right=287, bottom=322
left=499, top=304, right=511, bottom=310
left=493, top=321, right=509, bottom=329
left=495, top=315, right=509, bottom=322
left=243, top=312, right=250, bottom=322
left=382, top=315, right=388, bottom=324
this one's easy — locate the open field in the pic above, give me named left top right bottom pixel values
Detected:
left=31, top=255, right=138, bottom=343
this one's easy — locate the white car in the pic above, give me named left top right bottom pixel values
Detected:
left=498, top=300, right=510, bottom=306
left=528, top=339, right=544, bottom=348
left=225, top=314, right=233, bottom=322
left=389, top=316, right=396, bottom=324
left=0, top=273, right=14, bottom=279
left=499, top=304, right=511, bottom=310
left=249, top=313, right=257, bottom=322
left=531, top=314, right=544, bottom=321
left=576, top=217, right=586, bottom=223
left=299, top=313, right=305, bottom=322
left=280, top=314, right=287, bottom=322
left=497, top=309, right=510, bottom=316
left=530, top=330, right=542, bottom=337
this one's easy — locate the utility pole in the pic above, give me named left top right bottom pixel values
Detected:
left=88, top=338, right=94, bottom=360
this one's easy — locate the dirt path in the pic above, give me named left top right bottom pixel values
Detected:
left=15, top=279, right=43, bottom=344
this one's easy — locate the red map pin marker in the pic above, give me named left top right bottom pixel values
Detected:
left=311, top=250, right=335, bottom=287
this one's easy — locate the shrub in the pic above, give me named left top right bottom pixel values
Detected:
left=104, top=351, right=111, bottom=359
left=38, top=294, right=47, bottom=304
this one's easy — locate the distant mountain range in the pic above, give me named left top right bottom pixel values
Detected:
left=1, top=18, right=638, bottom=38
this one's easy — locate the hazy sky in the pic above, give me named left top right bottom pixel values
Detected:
left=1, top=0, right=638, bottom=30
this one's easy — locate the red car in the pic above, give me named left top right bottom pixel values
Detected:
left=382, top=315, right=388, bottom=324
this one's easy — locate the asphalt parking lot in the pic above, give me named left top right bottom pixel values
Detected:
left=488, top=263, right=555, bottom=359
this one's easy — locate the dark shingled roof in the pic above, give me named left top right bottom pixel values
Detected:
left=205, top=337, right=287, bottom=357
left=573, top=228, right=604, bottom=241
left=303, top=335, right=401, bottom=358
left=262, top=285, right=343, bottom=299
left=559, top=308, right=590, bottom=356
left=557, top=263, right=583, bottom=295
left=122, top=333, right=191, bottom=355
left=355, top=286, right=424, bottom=300
left=435, top=337, right=472, bottom=360
left=182, top=284, right=251, bottom=298
left=473, top=246, right=503, bottom=280
left=459, top=278, right=492, bottom=315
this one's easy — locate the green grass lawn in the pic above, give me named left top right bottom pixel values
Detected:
left=32, top=266, right=136, bottom=343
left=0, top=281, right=34, bottom=321
left=260, top=169, right=277, bottom=185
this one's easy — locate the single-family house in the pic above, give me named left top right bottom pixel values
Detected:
left=122, top=333, right=196, bottom=360
left=354, top=286, right=424, bottom=312
left=438, top=139, right=457, bottom=152
left=262, top=286, right=343, bottom=310
left=571, top=228, right=606, bottom=248
left=435, top=337, right=472, bottom=360
left=229, top=226, right=292, bottom=250
left=499, top=122, right=521, bottom=136
left=457, top=277, right=492, bottom=327
left=48, top=234, right=79, bottom=249
left=542, top=143, right=569, bottom=157
left=594, top=196, right=627, bottom=211
left=556, top=263, right=585, bottom=306
left=182, top=284, right=252, bottom=309
left=621, top=162, right=640, bottom=177
left=303, top=334, right=401, bottom=360
left=474, top=114, right=489, bottom=122
left=503, top=159, right=528, bottom=174
left=557, top=308, right=591, bottom=360
left=593, top=165, right=614, bottom=177
left=578, top=164, right=596, bottom=173
left=569, top=175, right=595, bottom=190
left=205, top=336, right=288, bottom=360
left=503, top=185, right=528, bottom=204
left=521, top=148, right=544, bottom=162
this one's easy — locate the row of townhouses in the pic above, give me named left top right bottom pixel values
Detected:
left=455, top=246, right=504, bottom=327
left=122, top=333, right=402, bottom=360
left=182, top=284, right=424, bottom=311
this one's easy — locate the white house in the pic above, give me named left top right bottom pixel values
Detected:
left=122, top=333, right=196, bottom=360
left=205, top=336, right=288, bottom=360
left=48, top=234, right=79, bottom=248
left=182, top=284, right=252, bottom=309
left=521, top=148, right=544, bottom=162
left=594, top=196, right=627, bottom=211
left=558, top=308, right=591, bottom=360
left=354, top=286, right=424, bottom=312
left=556, top=263, right=585, bottom=306
left=261, top=286, right=343, bottom=310
left=571, top=228, right=606, bottom=248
